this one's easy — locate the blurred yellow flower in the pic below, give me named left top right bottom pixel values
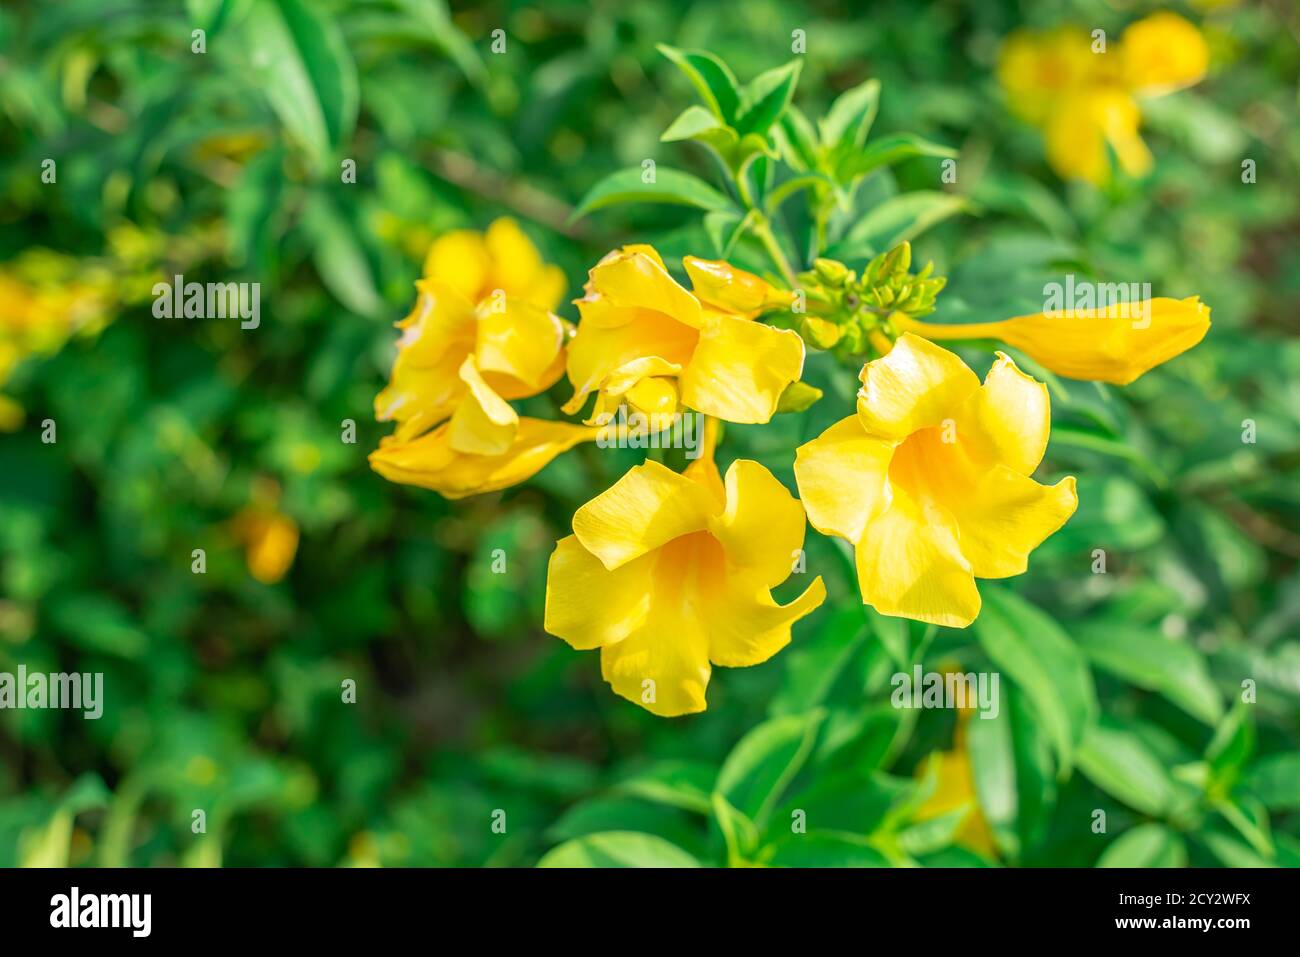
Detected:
left=913, top=711, right=997, bottom=858
left=794, top=335, right=1076, bottom=627
left=232, top=507, right=299, bottom=585
left=897, top=296, right=1211, bottom=385
left=997, top=12, right=1209, bottom=184
left=564, top=245, right=804, bottom=426
left=545, top=449, right=825, bottom=716
left=423, top=217, right=566, bottom=312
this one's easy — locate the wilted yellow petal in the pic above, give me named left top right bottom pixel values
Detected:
left=448, top=357, right=518, bottom=455
left=679, top=314, right=804, bottom=424
left=369, top=417, right=594, bottom=499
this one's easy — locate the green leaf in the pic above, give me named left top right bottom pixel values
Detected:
left=1097, top=824, right=1187, bottom=867
left=570, top=167, right=736, bottom=221
left=765, top=833, right=889, bottom=867
left=656, top=45, right=741, bottom=123
left=832, top=191, right=968, bottom=259
left=300, top=195, right=384, bottom=317
left=775, top=380, right=822, bottom=414
left=1075, top=623, right=1223, bottom=726
left=243, top=0, right=359, bottom=173
left=1077, top=720, right=1176, bottom=817
left=774, top=104, right=820, bottom=171
left=394, top=0, right=487, bottom=87
left=536, top=831, right=701, bottom=868
left=612, top=760, right=715, bottom=814
left=736, top=60, right=801, bottom=137
left=819, top=78, right=880, bottom=151
left=836, top=132, right=957, bottom=181
left=1206, top=703, right=1254, bottom=793
left=716, top=709, right=824, bottom=826
left=660, top=104, right=738, bottom=153
left=973, top=588, right=1097, bottom=775
left=1246, top=753, right=1300, bottom=811
left=966, top=698, right=1017, bottom=857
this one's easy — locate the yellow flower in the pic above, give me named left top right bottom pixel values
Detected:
left=896, top=296, right=1211, bottom=385
left=997, top=13, right=1208, bottom=184
left=370, top=417, right=596, bottom=500
left=1121, top=11, right=1210, bottom=95
left=913, top=711, right=997, bottom=858
left=563, top=245, right=804, bottom=426
left=545, top=452, right=826, bottom=717
left=794, top=335, right=1076, bottom=628
left=232, top=507, right=299, bottom=585
left=423, top=217, right=566, bottom=312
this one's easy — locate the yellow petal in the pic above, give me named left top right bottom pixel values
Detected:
left=1122, top=12, right=1209, bottom=96
left=474, top=297, right=566, bottom=392
left=709, top=459, right=810, bottom=589
left=448, top=357, right=518, bottom=455
left=951, top=468, right=1078, bottom=579
left=960, top=352, right=1050, bottom=475
left=706, top=572, right=826, bottom=668
left=423, top=229, right=490, bottom=303
left=544, top=536, right=652, bottom=649
left=854, top=487, right=981, bottom=628
left=989, top=296, right=1211, bottom=384
left=571, top=460, right=715, bottom=570
left=483, top=217, right=545, bottom=298
left=794, top=415, right=895, bottom=543
left=587, top=247, right=704, bottom=328
left=679, top=314, right=805, bottom=424
left=369, top=417, right=594, bottom=499
left=599, top=608, right=711, bottom=717
left=1044, top=94, right=1111, bottom=186
left=856, top=333, right=980, bottom=440
left=564, top=308, right=698, bottom=413
left=683, top=256, right=791, bottom=317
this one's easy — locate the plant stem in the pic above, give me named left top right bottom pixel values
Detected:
left=753, top=217, right=798, bottom=287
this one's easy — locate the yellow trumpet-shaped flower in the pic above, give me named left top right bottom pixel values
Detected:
left=997, top=12, right=1209, bottom=185
left=563, top=245, right=804, bottom=426
left=913, top=709, right=997, bottom=858
left=896, top=296, right=1210, bottom=385
left=794, top=334, right=1076, bottom=628
left=423, top=217, right=566, bottom=312
left=545, top=453, right=826, bottom=717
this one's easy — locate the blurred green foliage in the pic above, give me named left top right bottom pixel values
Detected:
left=0, top=0, right=1297, bottom=867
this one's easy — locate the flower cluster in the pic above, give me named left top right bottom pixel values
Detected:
left=997, top=12, right=1209, bottom=184
left=372, top=215, right=1211, bottom=715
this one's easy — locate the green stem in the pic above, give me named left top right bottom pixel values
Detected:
left=753, top=217, right=798, bottom=287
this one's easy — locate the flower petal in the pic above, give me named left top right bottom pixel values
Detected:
left=960, top=352, right=1051, bottom=475
left=710, top=459, right=809, bottom=589
left=544, top=536, right=652, bottom=650
left=599, top=613, right=711, bottom=717
left=951, top=467, right=1078, bottom=579
left=679, top=314, right=805, bottom=424
left=683, top=256, right=791, bottom=317
left=1122, top=12, right=1208, bottom=96
left=474, top=298, right=566, bottom=391
left=793, top=415, right=895, bottom=543
left=705, top=572, right=826, bottom=667
left=854, top=489, right=981, bottom=628
left=448, top=357, right=518, bottom=455
left=369, top=417, right=593, bottom=499
left=588, top=247, right=703, bottom=327
left=572, top=460, right=715, bottom=570
left=423, top=230, right=491, bottom=303
left=856, top=333, right=980, bottom=440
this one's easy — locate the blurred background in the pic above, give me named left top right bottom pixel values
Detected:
left=0, top=0, right=1297, bottom=867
